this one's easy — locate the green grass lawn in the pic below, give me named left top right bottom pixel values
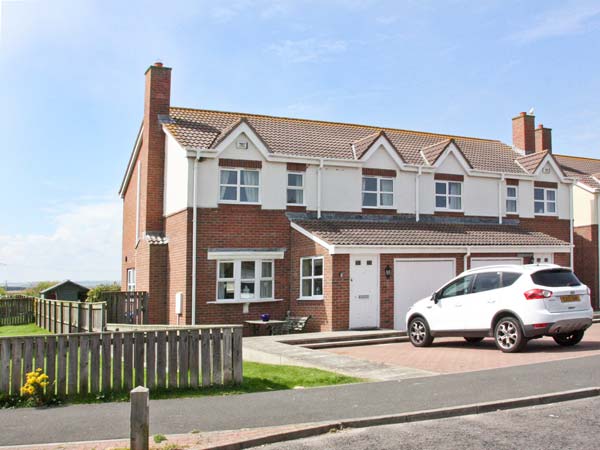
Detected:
left=0, top=324, right=49, bottom=337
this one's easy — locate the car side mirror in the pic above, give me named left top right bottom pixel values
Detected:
left=431, top=292, right=439, bottom=304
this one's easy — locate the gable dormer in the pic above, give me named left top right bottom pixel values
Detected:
left=421, top=139, right=473, bottom=173
left=355, top=130, right=406, bottom=169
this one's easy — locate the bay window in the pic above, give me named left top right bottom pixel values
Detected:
left=217, top=260, right=274, bottom=301
left=300, top=256, right=324, bottom=299
left=219, top=168, right=260, bottom=203
left=435, top=181, right=462, bottom=211
left=362, top=176, right=394, bottom=208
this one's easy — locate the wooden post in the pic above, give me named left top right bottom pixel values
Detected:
left=130, top=386, right=149, bottom=450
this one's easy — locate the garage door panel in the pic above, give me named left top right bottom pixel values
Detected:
left=470, top=258, right=523, bottom=269
left=394, top=259, right=455, bottom=330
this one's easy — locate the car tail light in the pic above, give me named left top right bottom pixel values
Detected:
left=533, top=323, right=549, bottom=329
left=524, top=289, right=553, bottom=300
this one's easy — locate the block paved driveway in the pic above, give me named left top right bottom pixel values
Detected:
left=328, top=323, right=600, bottom=374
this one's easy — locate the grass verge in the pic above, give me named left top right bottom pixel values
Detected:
left=0, top=324, right=49, bottom=337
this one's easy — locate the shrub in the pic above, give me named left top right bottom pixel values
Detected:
left=86, top=283, right=121, bottom=302
left=23, top=281, right=58, bottom=298
left=20, top=368, right=51, bottom=406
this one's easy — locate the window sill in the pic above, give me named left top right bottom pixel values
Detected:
left=297, top=297, right=324, bottom=301
left=218, top=201, right=261, bottom=206
left=207, top=299, right=283, bottom=305
left=434, top=208, right=464, bottom=213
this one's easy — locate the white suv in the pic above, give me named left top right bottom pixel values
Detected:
left=405, top=264, right=593, bottom=353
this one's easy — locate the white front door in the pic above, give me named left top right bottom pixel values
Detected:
left=349, top=255, right=379, bottom=329
left=394, top=259, right=456, bottom=331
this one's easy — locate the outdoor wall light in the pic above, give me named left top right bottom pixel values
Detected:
left=339, top=271, right=345, bottom=279
left=385, top=265, right=392, bottom=279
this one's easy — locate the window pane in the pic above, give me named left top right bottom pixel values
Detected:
left=362, top=177, right=377, bottom=192
left=240, top=186, right=259, bottom=202
left=502, top=272, right=522, bottom=287
left=449, top=182, right=461, bottom=195
left=534, top=188, right=544, bottom=200
left=547, top=202, right=556, bottom=213
left=440, top=275, right=473, bottom=299
left=546, top=190, right=556, bottom=201
left=220, top=170, right=237, bottom=185
left=240, top=282, right=255, bottom=299
left=380, top=193, right=393, bottom=206
left=302, top=279, right=312, bottom=297
left=287, top=189, right=303, bottom=204
left=262, top=261, right=273, bottom=278
left=435, top=182, right=446, bottom=195
left=380, top=179, right=393, bottom=193
left=507, top=186, right=517, bottom=198
left=288, top=173, right=303, bottom=187
left=449, top=196, right=461, bottom=210
left=302, top=258, right=312, bottom=277
left=219, top=262, right=234, bottom=279
left=240, top=170, right=259, bottom=186
left=507, top=199, right=517, bottom=213
left=218, top=281, right=235, bottom=299
left=535, top=201, right=545, bottom=214
left=363, top=192, right=377, bottom=207
left=313, top=258, right=323, bottom=276
left=436, top=195, right=447, bottom=208
left=260, top=280, right=273, bottom=298
left=313, top=278, right=323, bottom=296
left=241, top=261, right=255, bottom=279
left=472, top=272, right=501, bottom=293
left=220, top=186, right=237, bottom=201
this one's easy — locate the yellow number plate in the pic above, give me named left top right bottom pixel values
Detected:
left=560, top=295, right=580, bottom=303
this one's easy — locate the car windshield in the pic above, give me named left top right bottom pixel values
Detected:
left=531, top=269, right=581, bottom=287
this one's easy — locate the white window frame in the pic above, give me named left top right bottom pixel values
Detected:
left=534, top=187, right=557, bottom=216
left=362, top=176, right=395, bottom=209
left=300, top=256, right=324, bottom=300
left=286, top=172, right=305, bottom=206
left=219, top=168, right=261, bottom=204
left=126, top=268, right=136, bottom=292
left=216, top=259, right=274, bottom=301
left=435, top=181, right=463, bottom=211
left=506, top=185, right=518, bottom=214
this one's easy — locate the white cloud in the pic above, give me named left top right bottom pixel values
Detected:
left=0, top=200, right=121, bottom=283
left=268, top=38, right=348, bottom=63
left=510, top=1, right=600, bottom=43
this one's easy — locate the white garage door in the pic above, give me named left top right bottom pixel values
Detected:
left=394, top=259, right=456, bottom=330
left=470, top=257, right=523, bottom=269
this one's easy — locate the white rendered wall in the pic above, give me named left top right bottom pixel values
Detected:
left=164, top=133, right=191, bottom=216
left=573, top=185, right=598, bottom=226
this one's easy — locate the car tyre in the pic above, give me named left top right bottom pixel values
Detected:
left=464, top=337, right=484, bottom=344
left=408, top=317, right=434, bottom=347
left=494, top=317, right=527, bottom=353
left=553, top=330, right=585, bottom=347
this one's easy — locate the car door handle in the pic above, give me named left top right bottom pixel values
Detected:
left=487, top=300, right=496, bottom=304
left=454, top=304, right=462, bottom=307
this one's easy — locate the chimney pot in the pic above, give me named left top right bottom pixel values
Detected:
left=154, top=61, right=163, bottom=67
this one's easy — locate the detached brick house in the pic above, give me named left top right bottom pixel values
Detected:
left=556, top=154, right=600, bottom=309
left=120, top=63, right=576, bottom=331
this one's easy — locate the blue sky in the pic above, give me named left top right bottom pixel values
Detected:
left=1, top=0, right=599, bottom=282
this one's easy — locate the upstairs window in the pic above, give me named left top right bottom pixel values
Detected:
left=217, top=260, right=274, bottom=301
left=287, top=172, right=304, bottom=205
left=506, top=186, right=518, bottom=213
left=362, top=176, right=394, bottom=208
left=219, top=169, right=260, bottom=203
left=534, top=187, right=557, bottom=215
left=435, top=181, right=462, bottom=211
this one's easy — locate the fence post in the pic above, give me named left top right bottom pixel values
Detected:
left=130, top=386, right=149, bottom=450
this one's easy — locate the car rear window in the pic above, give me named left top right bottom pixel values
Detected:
left=531, top=269, right=581, bottom=287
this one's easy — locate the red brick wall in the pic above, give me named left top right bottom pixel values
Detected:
left=164, top=209, right=192, bottom=325
left=121, top=157, right=140, bottom=290
left=574, top=225, right=599, bottom=309
left=519, top=216, right=571, bottom=267
left=134, top=240, right=168, bottom=324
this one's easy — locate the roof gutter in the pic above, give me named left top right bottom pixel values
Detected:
left=569, top=183, right=574, bottom=270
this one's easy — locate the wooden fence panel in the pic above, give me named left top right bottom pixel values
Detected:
left=0, top=326, right=243, bottom=398
left=100, top=291, right=148, bottom=325
left=0, top=297, right=35, bottom=326
left=33, top=299, right=106, bottom=334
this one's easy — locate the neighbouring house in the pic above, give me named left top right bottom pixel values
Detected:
left=119, top=62, right=576, bottom=332
left=40, top=280, right=90, bottom=301
left=556, top=154, right=600, bottom=310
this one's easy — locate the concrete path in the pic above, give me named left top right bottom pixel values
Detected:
left=244, top=330, right=428, bottom=381
left=1, top=354, right=600, bottom=447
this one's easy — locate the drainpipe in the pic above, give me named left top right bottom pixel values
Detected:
left=569, top=183, right=574, bottom=270
left=498, top=174, right=505, bottom=224
left=597, top=194, right=600, bottom=309
left=191, top=151, right=201, bottom=325
left=317, top=159, right=324, bottom=219
left=464, top=246, right=471, bottom=272
left=415, top=166, right=422, bottom=222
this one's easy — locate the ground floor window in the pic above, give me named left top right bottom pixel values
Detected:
left=217, top=260, right=274, bottom=301
left=127, top=268, right=136, bottom=291
left=300, top=256, right=324, bottom=299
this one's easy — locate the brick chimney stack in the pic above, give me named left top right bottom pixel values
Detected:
left=535, top=124, right=552, bottom=153
left=512, top=112, right=536, bottom=154
left=140, top=61, right=172, bottom=234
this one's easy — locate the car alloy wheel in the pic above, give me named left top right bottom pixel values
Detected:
left=553, top=330, right=585, bottom=346
left=408, top=317, right=433, bottom=347
left=494, top=317, right=526, bottom=353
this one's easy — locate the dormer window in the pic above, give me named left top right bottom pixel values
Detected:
left=219, top=168, right=260, bottom=204
left=362, top=176, right=394, bottom=208
left=435, top=181, right=462, bottom=211
left=506, top=185, right=518, bottom=213
left=534, top=187, right=557, bottom=215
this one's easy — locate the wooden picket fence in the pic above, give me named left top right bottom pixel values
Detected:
left=0, top=326, right=243, bottom=398
left=101, top=291, right=148, bottom=325
left=0, top=297, right=35, bottom=326
left=36, top=298, right=106, bottom=333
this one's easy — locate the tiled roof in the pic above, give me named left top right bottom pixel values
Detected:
left=515, top=151, right=549, bottom=174
left=555, top=154, right=600, bottom=190
left=293, top=219, right=570, bottom=247
left=164, top=107, right=525, bottom=174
